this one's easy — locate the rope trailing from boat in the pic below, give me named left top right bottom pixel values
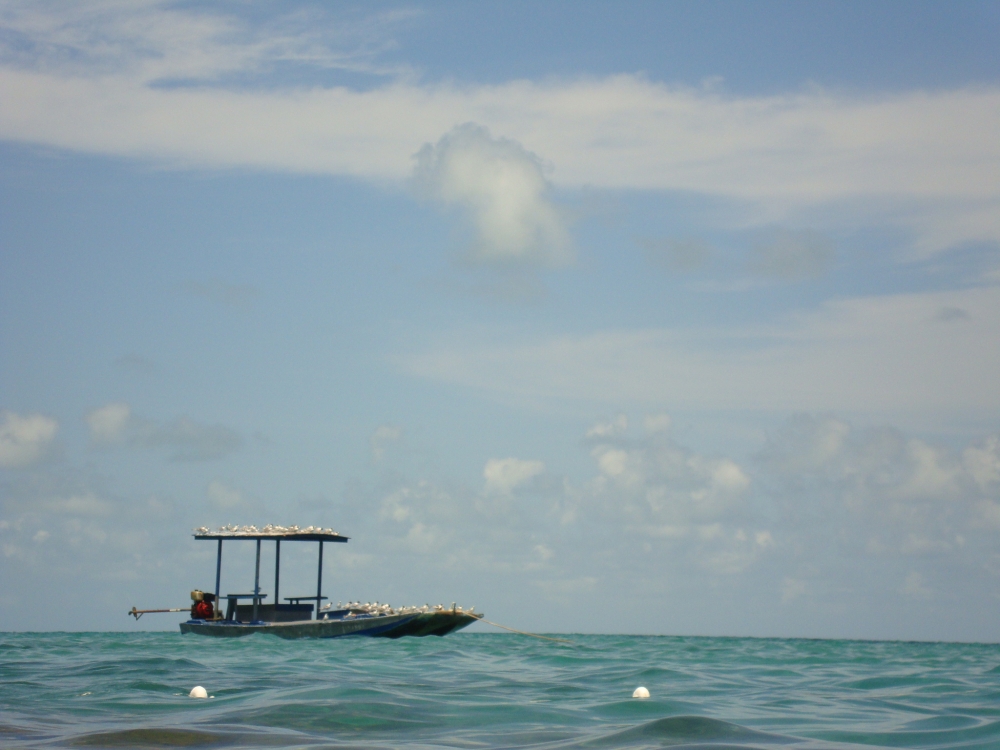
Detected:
left=128, top=607, right=188, bottom=620
left=479, top=618, right=574, bottom=644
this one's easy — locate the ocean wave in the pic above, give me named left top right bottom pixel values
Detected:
left=1, top=633, right=998, bottom=750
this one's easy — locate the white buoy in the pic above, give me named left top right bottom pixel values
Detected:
left=632, top=686, right=650, bottom=699
left=189, top=686, right=208, bottom=699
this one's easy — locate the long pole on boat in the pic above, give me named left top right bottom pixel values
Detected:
left=253, top=538, right=261, bottom=623
left=214, top=539, right=222, bottom=619
left=274, top=539, right=280, bottom=608
left=316, top=540, right=323, bottom=620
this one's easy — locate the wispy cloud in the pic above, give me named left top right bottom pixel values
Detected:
left=400, top=285, right=1000, bottom=414
left=0, top=5, right=997, bottom=257
left=85, top=402, right=241, bottom=461
left=748, top=228, right=834, bottom=280
left=0, top=0, right=414, bottom=84
left=370, top=424, right=402, bottom=462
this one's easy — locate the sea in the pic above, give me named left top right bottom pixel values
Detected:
left=2, top=632, right=999, bottom=750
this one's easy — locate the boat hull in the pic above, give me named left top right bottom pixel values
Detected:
left=180, top=611, right=481, bottom=639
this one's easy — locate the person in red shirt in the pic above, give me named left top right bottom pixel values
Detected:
left=190, top=591, right=215, bottom=620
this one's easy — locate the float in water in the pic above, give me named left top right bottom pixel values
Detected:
left=130, top=525, right=482, bottom=639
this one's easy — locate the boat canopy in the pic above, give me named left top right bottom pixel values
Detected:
left=193, top=525, right=346, bottom=621
left=194, top=525, right=348, bottom=543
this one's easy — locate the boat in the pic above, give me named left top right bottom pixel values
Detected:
left=133, top=525, right=482, bottom=639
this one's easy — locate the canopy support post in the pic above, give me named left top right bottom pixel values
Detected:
left=274, top=539, right=280, bottom=609
left=316, top=541, right=324, bottom=620
left=253, top=539, right=261, bottom=623
left=214, top=539, right=222, bottom=620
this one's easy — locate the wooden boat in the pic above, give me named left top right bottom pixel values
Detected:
left=146, top=525, right=482, bottom=639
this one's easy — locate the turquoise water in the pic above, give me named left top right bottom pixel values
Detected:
left=2, top=633, right=1000, bottom=749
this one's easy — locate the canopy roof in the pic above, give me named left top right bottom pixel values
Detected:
left=193, top=525, right=349, bottom=543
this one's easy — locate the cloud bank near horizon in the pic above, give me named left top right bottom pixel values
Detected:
left=8, top=407, right=994, bottom=635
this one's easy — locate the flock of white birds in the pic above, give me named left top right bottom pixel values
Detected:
left=322, top=601, right=476, bottom=616
left=193, top=525, right=341, bottom=537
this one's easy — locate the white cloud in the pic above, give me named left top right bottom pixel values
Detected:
left=964, top=436, right=1000, bottom=489
left=892, top=439, right=961, bottom=501
left=758, top=414, right=1000, bottom=565
left=0, top=5, right=997, bottom=255
left=483, top=457, right=545, bottom=495
left=593, top=447, right=630, bottom=478
left=586, top=428, right=752, bottom=533
left=401, top=285, right=1000, bottom=413
left=0, top=411, right=58, bottom=468
left=370, top=424, right=403, bottom=462
left=86, top=402, right=131, bottom=443
left=755, top=530, right=774, bottom=548
left=207, top=480, right=244, bottom=509
left=586, top=414, right=628, bottom=439
left=412, top=123, right=571, bottom=267
left=48, top=492, right=112, bottom=516
left=534, top=544, right=554, bottom=562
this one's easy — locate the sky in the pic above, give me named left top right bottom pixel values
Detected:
left=1, top=0, right=1000, bottom=641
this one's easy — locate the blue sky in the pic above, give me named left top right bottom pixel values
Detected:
left=2, top=0, right=1000, bottom=640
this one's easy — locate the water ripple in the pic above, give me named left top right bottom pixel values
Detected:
left=1, top=633, right=998, bottom=749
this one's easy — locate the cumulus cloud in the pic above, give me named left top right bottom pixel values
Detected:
left=412, top=123, right=571, bottom=267
left=483, top=457, right=545, bottom=495
left=963, top=436, right=1000, bottom=489
left=196, top=408, right=1000, bottom=637
left=586, top=414, right=628, bottom=439
left=0, top=411, right=58, bottom=468
left=748, top=228, right=834, bottom=280
left=86, top=402, right=131, bottom=443
left=758, top=414, right=1000, bottom=562
left=378, top=480, right=476, bottom=560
